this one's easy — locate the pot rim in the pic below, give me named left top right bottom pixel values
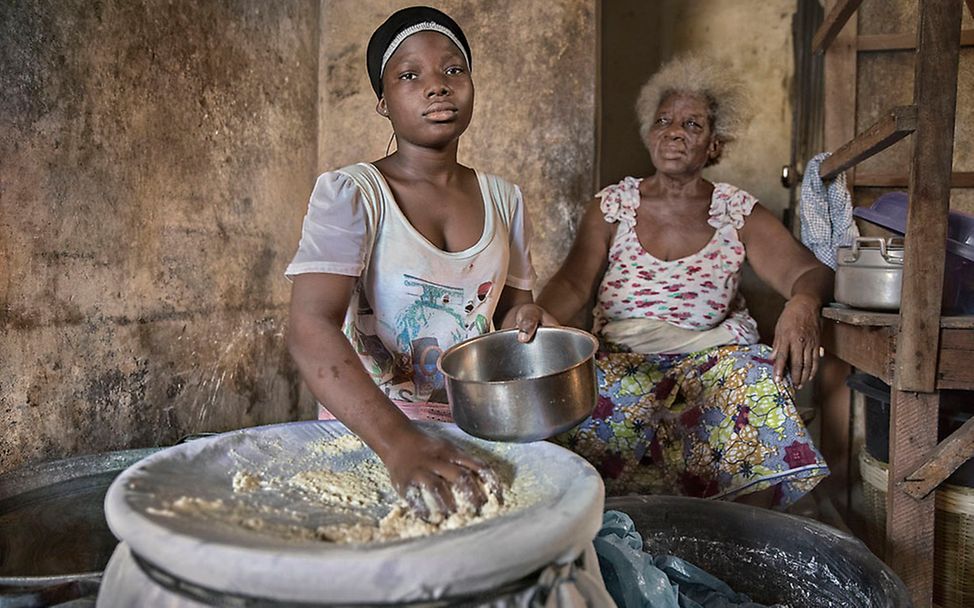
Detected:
left=437, top=327, right=599, bottom=385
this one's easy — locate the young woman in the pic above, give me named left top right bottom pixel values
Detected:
left=286, top=6, right=552, bottom=518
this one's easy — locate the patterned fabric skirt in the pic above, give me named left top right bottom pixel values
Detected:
left=552, top=343, right=829, bottom=508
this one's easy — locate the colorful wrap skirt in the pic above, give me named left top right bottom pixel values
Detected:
left=552, top=343, right=829, bottom=508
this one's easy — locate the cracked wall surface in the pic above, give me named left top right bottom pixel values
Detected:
left=0, top=0, right=319, bottom=472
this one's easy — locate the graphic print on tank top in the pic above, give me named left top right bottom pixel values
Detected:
left=345, top=275, right=495, bottom=403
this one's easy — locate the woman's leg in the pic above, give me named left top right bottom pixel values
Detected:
left=676, top=343, right=829, bottom=508
left=552, top=350, right=686, bottom=496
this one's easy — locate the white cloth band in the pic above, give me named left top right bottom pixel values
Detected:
left=380, top=21, right=470, bottom=81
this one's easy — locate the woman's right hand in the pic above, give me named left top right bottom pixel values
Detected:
left=502, top=302, right=560, bottom=343
left=379, top=424, right=501, bottom=521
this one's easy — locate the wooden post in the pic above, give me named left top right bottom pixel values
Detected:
left=822, top=0, right=857, bottom=181
left=817, top=0, right=858, bottom=523
left=887, top=1, right=964, bottom=606
left=894, top=3, right=962, bottom=392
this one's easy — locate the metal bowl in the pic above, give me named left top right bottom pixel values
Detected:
left=437, top=327, right=599, bottom=442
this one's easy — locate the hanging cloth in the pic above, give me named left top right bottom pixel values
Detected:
left=799, top=152, right=860, bottom=269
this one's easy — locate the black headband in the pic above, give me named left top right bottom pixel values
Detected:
left=366, top=6, right=472, bottom=99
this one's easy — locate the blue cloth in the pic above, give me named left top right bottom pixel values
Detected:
left=799, top=152, right=859, bottom=269
left=595, top=511, right=770, bottom=608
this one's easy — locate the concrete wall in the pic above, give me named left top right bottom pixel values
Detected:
left=0, top=0, right=319, bottom=473
left=0, top=0, right=598, bottom=473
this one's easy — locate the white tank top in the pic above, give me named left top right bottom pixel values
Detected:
left=286, top=162, right=537, bottom=402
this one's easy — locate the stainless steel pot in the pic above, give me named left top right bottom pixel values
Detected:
left=835, top=237, right=905, bottom=310
left=437, top=327, right=599, bottom=442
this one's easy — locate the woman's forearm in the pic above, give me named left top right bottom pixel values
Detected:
left=286, top=315, right=415, bottom=460
left=788, top=264, right=834, bottom=307
left=537, top=272, right=594, bottom=325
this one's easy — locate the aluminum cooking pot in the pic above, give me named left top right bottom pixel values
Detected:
left=437, top=327, right=599, bottom=442
left=835, top=237, right=905, bottom=310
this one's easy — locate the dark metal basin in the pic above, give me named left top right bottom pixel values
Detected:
left=0, top=448, right=158, bottom=592
left=606, top=495, right=911, bottom=608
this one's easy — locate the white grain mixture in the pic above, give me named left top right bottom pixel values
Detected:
left=156, top=434, right=536, bottom=546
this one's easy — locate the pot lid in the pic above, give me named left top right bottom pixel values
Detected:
left=853, top=192, right=974, bottom=263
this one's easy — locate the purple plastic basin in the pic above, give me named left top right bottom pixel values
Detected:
left=853, top=192, right=974, bottom=314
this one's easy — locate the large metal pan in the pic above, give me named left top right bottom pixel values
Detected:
left=437, top=327, right=599, bottom=442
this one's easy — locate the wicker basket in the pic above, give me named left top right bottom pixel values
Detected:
left=859, top=450, right=974, bottom=608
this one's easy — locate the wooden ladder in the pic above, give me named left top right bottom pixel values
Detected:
left=814, top=1, right=974, bottom=606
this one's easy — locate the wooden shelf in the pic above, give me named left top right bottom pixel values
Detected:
left=822, top=306, right=974, bottom=328
left=813, top=0, right=864, bottom=54
left=820, top=106, right=917, bottom=180
left=822, top=306, right=974, bottom=389
left=817, top=1, right=968, bottom=603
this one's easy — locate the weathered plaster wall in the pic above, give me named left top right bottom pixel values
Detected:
left=0, top=0, right=318, bottom=473
left=315, top=0, right=598, bottom=285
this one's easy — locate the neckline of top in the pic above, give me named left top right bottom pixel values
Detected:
left=360, top=162, right=493, bottom=258
left=625, top=178, right=732, bottom=223
left=624, top=178, right=732, bottom=265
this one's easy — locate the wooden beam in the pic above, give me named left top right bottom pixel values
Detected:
left=894, top=1, right=963, bottom=393
left=821, top=320, right=896, bottom=383
left=854, top=170, right=974, bottom=188
left=888, top=4, right=964, bottom=605
left=901, top=416, right=974, bottom=499
left=820, top=106, right=917, bottom=180
left=886, top=390, right=940, bottom=607
left=823, top=0, right=857, bottom=184
left=816, top=354, right=853, bottom=516
left=857, top=29, right=974, bottom=52
left=813, top=0, right=864, bottom=54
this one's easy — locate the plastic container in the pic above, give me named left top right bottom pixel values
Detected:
left=847, top=372, right=974, bottom=487
left=853, top=192, right=974, bottom=314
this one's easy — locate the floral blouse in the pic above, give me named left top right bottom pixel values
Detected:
left=592, top=177, right=760, bottom=346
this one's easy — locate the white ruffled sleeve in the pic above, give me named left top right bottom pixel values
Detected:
left=285, top=172, right=371, bottom=279
left=708, top=183, right=759, bottom=230
left=505, top=185, right=538, bottom=291
left=597, top=177, right=640, bottom=224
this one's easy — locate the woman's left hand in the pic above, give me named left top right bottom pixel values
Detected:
left=501, top=303, right=560, bottom=343
left=771, top=294, right=823, bottom=389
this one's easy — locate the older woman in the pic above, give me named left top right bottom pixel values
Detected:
left=536, top=56, right=832, bottom=508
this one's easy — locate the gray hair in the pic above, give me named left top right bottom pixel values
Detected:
left=636, top=54, right=751, bottom=166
